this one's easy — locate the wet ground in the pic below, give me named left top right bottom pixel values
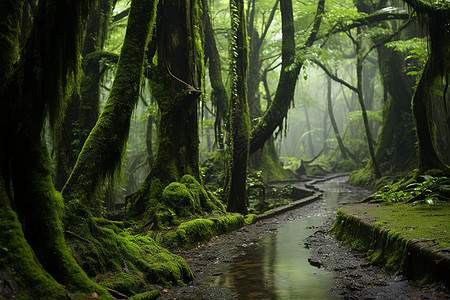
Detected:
left=160, top=176, right=450, bottom=299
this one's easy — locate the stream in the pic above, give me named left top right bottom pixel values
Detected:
left=161, top=176, right=449, bottom=299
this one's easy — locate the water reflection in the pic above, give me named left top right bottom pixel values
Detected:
left=212, top=178, right=366, bottom=299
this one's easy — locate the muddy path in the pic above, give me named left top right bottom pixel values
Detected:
left=160, top=176, right=450, bottom=299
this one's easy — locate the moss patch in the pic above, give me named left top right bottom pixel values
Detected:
left=158, top=213, right=253, bottom=249
left=66, top=218, right=193, bottom=293
left=331, top=201, right=450, bottom=286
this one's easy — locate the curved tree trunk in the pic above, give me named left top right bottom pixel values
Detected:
left=54, top=0, right=116, bottom=190
left=62, top=0, right=158, bottom=213
left=374, top=44, right=417, bottom=173
left=412, top=61, right=450, bottom=173
left=249, top=0, right=325, bottom=154
left=327, top=77, right=354, bottom=161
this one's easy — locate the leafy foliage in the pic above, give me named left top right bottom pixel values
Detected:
left=370, top=175, right=450, bottom=205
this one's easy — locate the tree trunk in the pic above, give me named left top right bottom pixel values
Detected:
left=62, top=0, right=158, bottom=213
left=54, top=0, right=116, bottom=190
left=327, top=77, right=352, bottom=160
left=374, top=44, right=417, bottom=173
left=249, top=0, right=325, bottom=154
left=224, top=0, right=251, bottom=214
left=355, top=28, right=382, bottom=178
left=0, top=0, right=109, bottom=296
left=412, top=61, right=450, bottom=173
left=203, top=0, right=229, bottom=149
left=126, top=0, right=215, bottom=217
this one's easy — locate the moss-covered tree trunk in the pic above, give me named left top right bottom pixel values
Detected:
left=203, top=0, right=229, bottom=149
left=374, top=44, right=417, bottom=172
left=224, top=0, right=251, bottom=214
left=402, top=0, right=450, bottom=173
left=0, top=0, right=109, bottom=296
left=54, top=0, right=116, bottom=190
left=126, top=0, right=209, bottom=216
left=412, top=61, right=450, bottom=173
left=249, top=0, right=325, bottom=154
left=62, top=0, right=158, bottom=213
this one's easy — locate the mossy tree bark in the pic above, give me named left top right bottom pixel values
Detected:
left=402, top=0, right=450, bottom=173
left=374, top=43, right=417, bottom=173
left=126, top=0, right=207, bottom=216
left=203, top=0, right=229, bottom=149
left=62, top=0, right=158, bottom=214
left=224, top=0, right=251, bottom=214
left=249, top=0, right=325, bottom=154
left=0, top=0, right=110, bottom=296
left=55, top=0, right=116, bottom=190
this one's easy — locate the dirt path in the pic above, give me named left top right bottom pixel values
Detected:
left=160, top=177, right=450, bottom=299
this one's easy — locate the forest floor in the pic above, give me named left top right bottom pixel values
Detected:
left=158, top=176, right=450, bottom=299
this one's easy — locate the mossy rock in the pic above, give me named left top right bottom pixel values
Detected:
left=162, top=182, right=202, bottom=217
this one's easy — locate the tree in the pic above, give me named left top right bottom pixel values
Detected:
left=249, top=0, right=325, bottom=154
left=224, top=0, right=251, bottom=214
left=55, top=0, right=117, bottom=190
left=62, top=0, right=158, bottom=214
left=402, top=0, right=450, bottom=173
left=203, top=0, right=229, bottom=149
left=126, top=0, right=225, bottom=220
left=0, top=0, right=110, bottom=296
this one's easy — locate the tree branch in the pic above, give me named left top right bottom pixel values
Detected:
left=312, top=59, right=358, bottom=93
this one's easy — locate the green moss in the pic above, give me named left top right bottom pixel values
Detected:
left=244, top=214, right=257, bottom=225
left=66, top=221, right=193, bottom=289
left=160, top=214, right=247, bottom=249
left=332, top=202, right=450, bottom=285
left=96, top=272, right=148, bottom=296
left=128, top=290, right=160, bottom=300
left=180, top=174, right=225, bottom=213
left=0, top=206, right=67, bottom=299
left=163, top=182, right=202, bottom=217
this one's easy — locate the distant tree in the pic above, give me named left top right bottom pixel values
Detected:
left=203, top=0, right=229, bottom=149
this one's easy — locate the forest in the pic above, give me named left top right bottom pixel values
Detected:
left=0, top=0, right=449, bottom=298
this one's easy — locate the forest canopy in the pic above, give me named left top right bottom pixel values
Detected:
left=0, top=0, right=449, bottom=298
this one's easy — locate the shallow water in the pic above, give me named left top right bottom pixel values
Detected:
left=210, top=177, right=367, bottom=299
